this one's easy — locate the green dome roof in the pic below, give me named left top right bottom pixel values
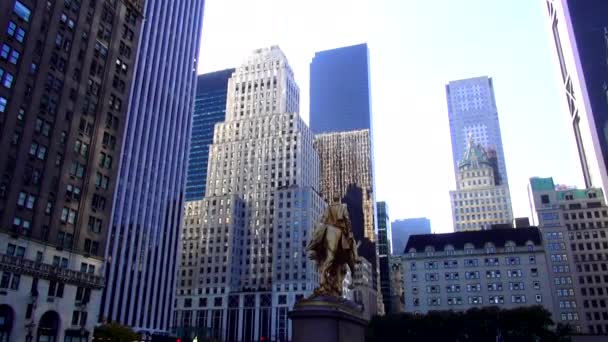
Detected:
left=458, top=137, right=491, bottom=169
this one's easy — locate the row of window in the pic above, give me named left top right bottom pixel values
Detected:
left=423, top=281, right=533, bottom=294
left=416, top=268, right=539, bottom=282
left=420, top=294, right=541, bottom=306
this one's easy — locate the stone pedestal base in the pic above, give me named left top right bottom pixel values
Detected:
left=288, top=296, right=368, bottom=342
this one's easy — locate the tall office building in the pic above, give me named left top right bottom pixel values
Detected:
left=185, top=69, right=234, bottom=201
left=174, top=46, right=326, bottom=342
left=315, top=131, right=375, bottom=241
left=529, top=177, right=608, bottom=335
left=100, top=0, right=205, bottom=333
left=450, top=138, right=513, bottom=232
left=314, top=130, right=382, bottom=314
left=309, top=43, right=372, bottom=135
left=546, top=0, right=608, bottom=197
left=0, top=1, right=144, bottom=341
left=377, top=202, right=392, bottom=313
left=446, top=76, right=509, bottom=186
left=391, top=218, right=431, bottom=255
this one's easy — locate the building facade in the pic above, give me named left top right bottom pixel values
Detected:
left=100, top=0, right=205, bottom=333
left=314, top=130, right=381, bottom=314
left=389, top=256, right=405, bottom=312
left=309, top=43, right=372, bottom=135
left=450, top=138, right=513, bottom=232
left=173, top=46, right=326, bottom=342
left=530, top=177, right=608, bottom=335
left=315, top=130, right=375, bottom=241
left=377, top=202, right=392, bottom=313
left=352, top=257, right=378, bottom=320
left=391, top=218, right=431, bottom=255
left=403, top=228, right=554, bottom=316
left=446, top=76, right=510, bottom=186
left=0, top=1, right=144, bottom=341
left=545, top=0, right=608, bottom=196
left=186, top=69, right=235, bottom=201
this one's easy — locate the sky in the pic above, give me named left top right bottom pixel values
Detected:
left=197, top=0, right=583, bottom=234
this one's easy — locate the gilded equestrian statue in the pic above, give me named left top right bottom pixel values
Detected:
left=306, top=199, right=358, bottom=297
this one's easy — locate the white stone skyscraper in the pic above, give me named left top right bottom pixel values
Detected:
left=450, top=138, right=513, bottom=231
left=174, top=47, right=325, bottom=342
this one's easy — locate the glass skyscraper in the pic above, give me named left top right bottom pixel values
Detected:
left=446, top=76, right=510, bottom=186
left=100, top=0, right=205, bottom=333
left=309, top=43, right=372, bottom=134
left=390, top=218, right=431, bottom=255
left=310, top=43, right=382, bottom=314
left=546, top=0, right=608, bottom=196
left=376, top=202, right=392, bottom=313
left=186, top=69, right=234, bottom=201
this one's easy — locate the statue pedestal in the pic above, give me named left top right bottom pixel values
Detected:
left=288, top=296, right=368, bottom=342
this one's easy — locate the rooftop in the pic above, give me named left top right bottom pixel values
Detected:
left=404, top=227, right=542, bottom=253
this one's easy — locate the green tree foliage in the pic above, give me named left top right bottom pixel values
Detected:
left=366, top=306, right=572, bottom=342
left=94, top=322, right=140, bottom=342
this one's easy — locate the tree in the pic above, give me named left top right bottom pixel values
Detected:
left=366, top=306, right=571, bottom=342
left=94, top=322, right=140, bottom=342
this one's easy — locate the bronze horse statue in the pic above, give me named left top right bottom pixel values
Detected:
left=307, top=201, right=359, bottom=297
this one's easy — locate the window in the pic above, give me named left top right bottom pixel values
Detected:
left=88, top=216, right=102, bottom=233
left=468, top=296, right=483, bottom=305
left=447, top=297, right=463, bottom=305
left=0, top=44, right=10, bottom=60
left=60, top=208, right=78, bottom=224
left=14, top=1, right=32, bottom=22
left=8, top=50, right=19, bottom=64
left=71, top=311, right=88, bottom=326
left=465, top=271, right=479, bottom=279
left=2, top=72, right=13, bottom=89
left=48, top=281, right=64, bottom=297
left=7, top=21, right=25, bottom=43
left=507, top=269, right=522, bottom=278
left=487, top=283, right=503, bottom=291
left=489, top=295, right=504, bottom=304
left=511, top=295, right=526, bottom=304
left=467, top=284, right=481, bottom=292
left=0, top=97, right=6, bottom=112
left=464, top=259, right=479, bottom=267
left=0, top=272, right=19, bottom=290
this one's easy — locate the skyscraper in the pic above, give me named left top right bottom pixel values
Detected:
left=100, top=0, right=205, bottom=333
left=310, top=42, right=381, bottom=315
left=446, top=76, right=509, bottom=186
left=0, top=1, right=144, bottom=341
left=174, top=46, right=325, bottom=342
left=450, top=138, right=513, bottom=232
left=315, top=131, right=375, bottom=241
left=546, top=0, right=608, bottom=197
left=186, top=69, right=234, bottom=201
left=309, top=43, right=372, bottom=135
left=391, top=218, right=431, bottom=255
left=529, top=177, right=608, bottom=335
left=376, top=202, right=392, bottom=313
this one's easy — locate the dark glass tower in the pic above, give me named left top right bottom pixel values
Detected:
left=546, top=0, right=608, bottom=197
left=185, top=69, right=234, bottom=201
left=376, top=201, right=392, bottom=313
left=101, top=0, right=205, bottom=333
left=309, top=43, right=372, bottom=134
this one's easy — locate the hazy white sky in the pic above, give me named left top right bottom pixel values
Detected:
left=197, top=0, right=583, bottom=233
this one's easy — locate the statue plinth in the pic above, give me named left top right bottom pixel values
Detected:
left=288, top=296, right=368, bottom=342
